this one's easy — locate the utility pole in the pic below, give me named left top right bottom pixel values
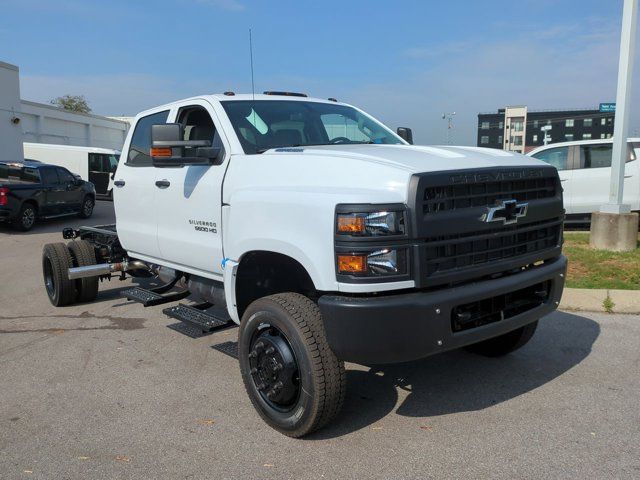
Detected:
left=591, top=0, right=639, bottom=251
left=442, top=112, right=456, bottom=145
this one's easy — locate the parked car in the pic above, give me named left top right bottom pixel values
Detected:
left=528, top=138, right=640, bottom=224
left=41, top=92, right=566, bottom=437
left=0, top=160, right=96, bottom=231
left=23, top=143, right=120, bottom=199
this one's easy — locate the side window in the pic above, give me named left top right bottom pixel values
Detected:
left=40, top=167, right=59, bottom=185
left=531, top=146, right=569, bottom=171
left=107, top=154, right=119, bottom=172
left=580, top=143, right=635, bottom=169
left=88, top=153, right=103, bottom=172
left=177, top=106, right=224, bottom=157
left=57, top=168, right=75, bottom=184
left=127, top=110, right=170, bottom=166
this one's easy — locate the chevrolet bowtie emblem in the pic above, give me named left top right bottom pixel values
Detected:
left=482, top=199, right=528, bottom=225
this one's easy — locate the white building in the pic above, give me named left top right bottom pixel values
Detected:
left=0, top=61, right=129, bottom=162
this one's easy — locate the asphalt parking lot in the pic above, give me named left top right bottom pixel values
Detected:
left=1, top=202, right=639, bottom=479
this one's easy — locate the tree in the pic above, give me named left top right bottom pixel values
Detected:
left=50, top=95, right=92, bottom=114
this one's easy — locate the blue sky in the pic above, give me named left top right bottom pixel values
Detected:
left=1, top=0, right=638, bottom=144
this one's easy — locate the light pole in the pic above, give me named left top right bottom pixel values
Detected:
left=442, top=112, right=456, bottom=145
left=541, top=125, right=552, bottom=145
left=591, top=0, right=638, bottom=251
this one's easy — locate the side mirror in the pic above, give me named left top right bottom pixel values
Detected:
left=74, top=177, right=83, bottom=186
left=397, top=127, right=413, bottom=145
left=151, top=123, right=220, bottom=167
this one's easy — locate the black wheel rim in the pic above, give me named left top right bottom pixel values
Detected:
left=249, top=323, right=300, bottom=412
left=22, top=208, right=34, bottom=228
left=83, top=199, right=93, bottom=216
left=43, top=257, right=56, bottom=298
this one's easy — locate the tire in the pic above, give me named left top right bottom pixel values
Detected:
left=42, top=243, right=77, bottom=306
left=465, top=321, right=538, bottom=357
left=67, top=240, right=99, bottom=303
left=78, top=196, right=94, bottom=219
left=238, top=293, right=346, bottom=438
left=14, top=203, right=37, bottom=231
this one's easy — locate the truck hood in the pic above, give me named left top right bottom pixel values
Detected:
left=262, top=144, right=547, bottom=173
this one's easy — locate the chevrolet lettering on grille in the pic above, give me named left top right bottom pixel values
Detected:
left=482, top=199, right=528, bottom=225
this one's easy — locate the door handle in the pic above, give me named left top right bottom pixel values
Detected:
left=155, top=179, right=171, bottom=188
left=624, top=175, right=632, bottom=178
left=560, top=179, right=568, bottom=182
left=114, top=180, right=125, bottom=187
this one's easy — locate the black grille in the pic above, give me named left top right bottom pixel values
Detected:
left=423, top=176, right=557, bottom=214
left=423, top=218, right=562, bottom=277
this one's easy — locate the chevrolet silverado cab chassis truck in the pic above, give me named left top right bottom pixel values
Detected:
left=41, top=92, right=566, bottom=437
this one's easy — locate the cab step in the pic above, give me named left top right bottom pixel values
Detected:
left=163, top=303, right=233, bottom=338
left=211, top=341, right=239, bottom=359
left=121, top=286, right=190, bottom=307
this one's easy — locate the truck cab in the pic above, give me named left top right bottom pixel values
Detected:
left=43, top=92, right=566, bottom=437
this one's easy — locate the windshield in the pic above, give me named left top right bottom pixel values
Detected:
left=221, top=100, right=402, bottom=154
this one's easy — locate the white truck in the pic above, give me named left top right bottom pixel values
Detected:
left=24, top=143, right=120, bottom=199
left=41, top=92, right=567, bottom=437
left=528, top=138, right=640, bottom=224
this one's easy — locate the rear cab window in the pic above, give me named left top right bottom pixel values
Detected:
left=127, top=110, right=170, bottom=166
left=579, top=143, right=636, bottom=169
left=0, top=163, right=41, bottom=183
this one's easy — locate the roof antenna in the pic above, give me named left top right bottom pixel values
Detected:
left=249, top=28, right=255, bottom=101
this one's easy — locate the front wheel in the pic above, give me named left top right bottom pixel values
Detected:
left=238, top=293, right=346, bottom=438
left=465, top=321, right=538, bottom=357
left=78, top=196, right=94, bottom=219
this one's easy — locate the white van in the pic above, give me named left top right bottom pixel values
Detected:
left=23, top=143, right=120, bottom=199
left=528, top=138, right=640, bottom=223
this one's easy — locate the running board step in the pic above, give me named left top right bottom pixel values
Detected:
left=121, top=286, right=190, bottom=307
left=163, top=303, right=233, bottom=336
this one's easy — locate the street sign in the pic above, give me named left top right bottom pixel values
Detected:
left=600, top=102, right=616, bottom=113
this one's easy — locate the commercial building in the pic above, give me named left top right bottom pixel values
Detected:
left=477, top=105, right=616, bottom=153
left=0, top=61, right=129, bottom=162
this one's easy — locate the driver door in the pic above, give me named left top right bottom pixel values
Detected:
left=154, top=100, right=230, bottom=277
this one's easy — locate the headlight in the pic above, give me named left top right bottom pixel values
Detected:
left=336, top=210, right=405, bottom=236
left=337, top=248, right=408, bottom=276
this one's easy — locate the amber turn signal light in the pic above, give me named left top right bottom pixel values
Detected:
left=337, top=215, right=365, bottom=234
left=337, top=254, right=367, bottom=274
left=150, top=147, right=172, bottom=157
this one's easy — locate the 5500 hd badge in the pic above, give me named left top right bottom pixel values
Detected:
left=189, top=219, right=217, bottom=233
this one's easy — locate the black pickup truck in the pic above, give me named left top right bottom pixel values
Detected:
left=0, top=160, right=96, bottom=231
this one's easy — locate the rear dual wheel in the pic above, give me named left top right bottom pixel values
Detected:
left=238, top=293, right=346, bottom=438
left=42, top=240, right=98, bottom=306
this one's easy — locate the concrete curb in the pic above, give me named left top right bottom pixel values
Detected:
left=559, top=288, right=640, bottom=314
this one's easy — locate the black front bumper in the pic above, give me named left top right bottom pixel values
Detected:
left=318, top=255, right=567, bottom=364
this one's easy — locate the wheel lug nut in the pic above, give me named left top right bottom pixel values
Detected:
left=273, top=363, right=283, bottom=372
left=248, top=351, right=257, bottom=359
left=250, top=367, right=257, bottom=375
left=255, top=341, right=265, bottom=351
left=265, top=346, right=275, bottom=355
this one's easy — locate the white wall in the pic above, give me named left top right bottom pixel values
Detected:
left=0, top=60, right=129, bottom=158
left=0, top=61, right=24, bottom=162
left=20, top=100, right=129, bottom=151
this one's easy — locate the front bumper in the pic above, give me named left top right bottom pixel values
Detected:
left=318, top=255, right=567, bottom=364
